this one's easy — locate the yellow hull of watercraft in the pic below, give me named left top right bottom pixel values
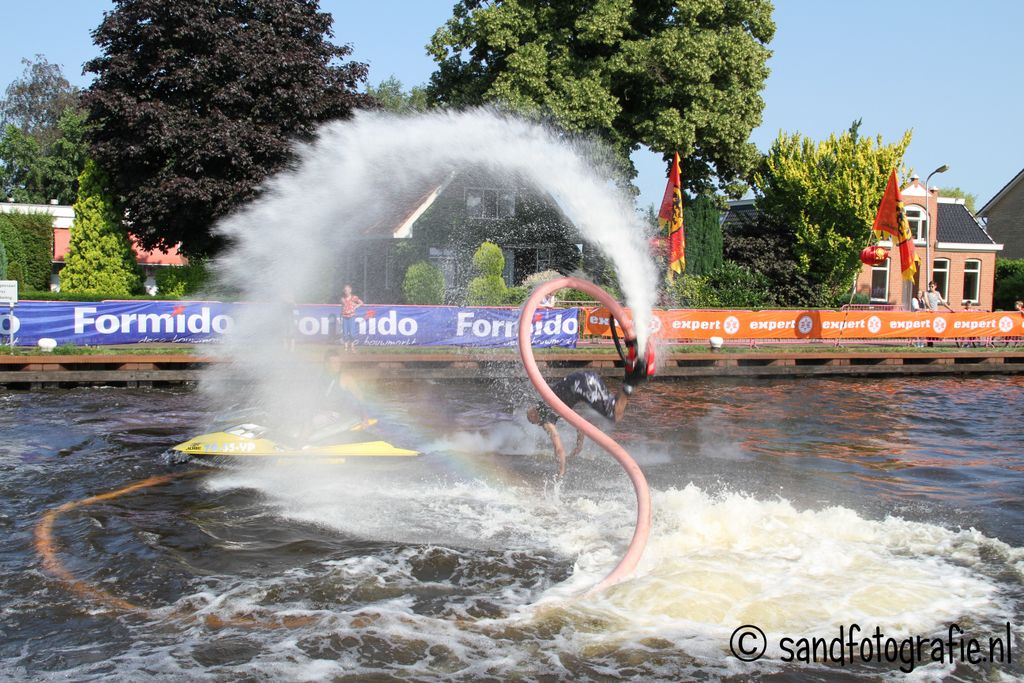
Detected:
left=171, top=421, right=419, bottom=461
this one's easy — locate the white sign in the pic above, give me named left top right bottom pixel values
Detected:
left=0, top=280, right=17, bottom=305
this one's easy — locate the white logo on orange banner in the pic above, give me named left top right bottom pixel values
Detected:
left=724, top=316, right=741, bottom=335
left=867, top=316, right=882, bottom=334
left=797, top=315, right=813, bottom=335
left=998, top=316, right=1014, bottom=333
left=933, top=316, right=947, bottom=334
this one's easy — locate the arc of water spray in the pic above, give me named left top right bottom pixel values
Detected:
left=518, top=277, right=652, bottom=594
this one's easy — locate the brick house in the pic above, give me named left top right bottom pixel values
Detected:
left=978, top=167, right=1024, bottom=259
left=854, top=177, right=1002, bottom=309
left=723, top=176, right=1003, bottom=309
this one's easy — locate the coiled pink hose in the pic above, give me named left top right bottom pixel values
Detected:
left=518, top=277, right=651, bottom=593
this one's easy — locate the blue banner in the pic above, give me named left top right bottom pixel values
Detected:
left=0, top=301, right=579, bottom=348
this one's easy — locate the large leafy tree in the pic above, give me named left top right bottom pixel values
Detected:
left=84, top=0, right=374, bottom=256
left=750, top=121, right=912, bottom=304
left=0, top=56, right=82, bottom=147
left=0, top=108, right=89, bottom=204
left=60, top=160, right=142, bottom=297
left=427, top=0, right=775, bottom=192
left=0, top=57, right=88, bottom=203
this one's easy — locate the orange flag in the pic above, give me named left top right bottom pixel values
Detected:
left=658, top=152, right=685, bottom=279
left=872, top=169, right=920, bottom=281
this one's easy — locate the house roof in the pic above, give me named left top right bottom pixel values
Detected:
left=53, top=227, right=187, bottom=266
left=978, top=167, right=1024, bottom=217
left=722, top=198, right=996, bottom=245
left=354, top=174, right=451, bottom=239
left=936, top=201, right=996, bottom=244
left=720, top=199, right=756, bottom=229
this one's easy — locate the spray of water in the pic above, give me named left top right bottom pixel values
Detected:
left=200, top=108, right=658, bottom=426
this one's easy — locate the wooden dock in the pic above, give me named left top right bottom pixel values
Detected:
left=2, top=350, right=1023, bottom=388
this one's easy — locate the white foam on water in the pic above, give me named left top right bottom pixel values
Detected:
left=206, top=460, right=1019, bottom=643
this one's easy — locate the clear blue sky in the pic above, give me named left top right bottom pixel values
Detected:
left=2, top=1, right=1021, bottom=213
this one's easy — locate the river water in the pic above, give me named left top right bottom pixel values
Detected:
left=1, top=375, right=1022, bottom=681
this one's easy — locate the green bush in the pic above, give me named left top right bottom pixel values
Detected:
left=673, top=261, right=775, bottom=309
left=466, top=274, right=507, bottom=306
left=994, top=258, right=1024, bottom=310
left=472, top=241, right=504, bottom=277
left=0, top=210, right=53, bottom=290
left=847, top=291, right=871, bottom=306
left=402, top=260, right=445, bottom=304
left=155, top=259, right=208, bottom=298
left=505, top=285, right=528, bottom=305
left=674, top=274, right=719, bottom=308
left=0, top=235, right=6, bottom=279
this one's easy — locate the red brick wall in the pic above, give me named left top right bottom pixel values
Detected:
left=853, top=189, right=997, bottom=309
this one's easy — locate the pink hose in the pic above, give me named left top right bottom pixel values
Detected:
left=518, top=277, right=651, bottom=593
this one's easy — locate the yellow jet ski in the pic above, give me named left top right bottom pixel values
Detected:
left=171, top=419, right=418, bottom=465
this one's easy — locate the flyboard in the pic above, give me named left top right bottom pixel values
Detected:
left=170, top=419, right=418, bottom=464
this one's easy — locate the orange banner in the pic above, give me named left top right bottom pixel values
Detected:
left=583, top=308, right=1024, bottom=340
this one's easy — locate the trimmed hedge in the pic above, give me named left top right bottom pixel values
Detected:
left=0, top=210, right=53, bottom=290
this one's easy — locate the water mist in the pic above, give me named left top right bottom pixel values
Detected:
left=201, top=108, right=658, bottom=426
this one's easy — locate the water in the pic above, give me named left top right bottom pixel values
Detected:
left=201, top=109, right=659, bottom=433
left=2, top=376, right=1022, bottom=681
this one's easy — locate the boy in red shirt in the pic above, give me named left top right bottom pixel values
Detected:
left=339, top=285, right=363, bottom=352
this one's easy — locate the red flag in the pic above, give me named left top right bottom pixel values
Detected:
left=871, top=169, right=919, bottom=282
left=658, top=152, right=685, bottom=279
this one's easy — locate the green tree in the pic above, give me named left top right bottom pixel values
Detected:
left=752, top=121, right=912, bottom=304
left=466, top=241, right=508, bottom=305
left=0, top=56, right=81, bottom=147
left=85, top=0, right=373, bottom=256
left=0, top=234, right=6, bottom=278
left=0, top=107, right=88, bottom=204
left=402, top=261, right=445, bottom=304
left=683, top=195, right=722, bottom=276
left=367, top=76, right=430, bottom=113
left=427, top=0, right=775, bottom=192
left=0, top=57, right=87, bottom=203
left=937, top=186, right=977, bottom=214
left=60, top=160, right=142, bottom=296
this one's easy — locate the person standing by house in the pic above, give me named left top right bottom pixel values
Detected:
left=338, top=284, right=363, bottom=352
left=924, top=282, right=954, bottom=312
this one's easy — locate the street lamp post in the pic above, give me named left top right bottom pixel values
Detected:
left=924, top=164, right=949, bottom=287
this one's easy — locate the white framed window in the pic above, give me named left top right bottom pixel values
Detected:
left=870, top=259, right=890, bottom=302
left=962, top=259, right=981, bottom=305
left=932, top=258, right=950, bottom=300
left=905, top=205, right=928, bottom=242
left=466, top=188, right=515, bottom=219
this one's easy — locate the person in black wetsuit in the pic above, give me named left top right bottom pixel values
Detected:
left=526, top=370, right=630, bottom=477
